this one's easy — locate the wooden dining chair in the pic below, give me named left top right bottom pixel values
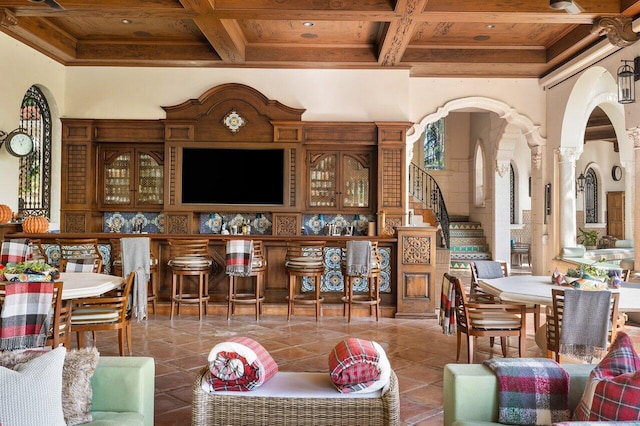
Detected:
left=70, top=271, right=135, bottom=356
left=56, top=238, right=104, bottom=273
left=46, top=281, right=72, bottom=348
left=446, top=273, right=527, bottom=364
left=470, top=260, right=542, bottom=331
left=545, top=288, right=620, bottom=362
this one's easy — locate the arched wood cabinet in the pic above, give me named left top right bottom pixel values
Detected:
left=60, top=84, right=411, bottom=235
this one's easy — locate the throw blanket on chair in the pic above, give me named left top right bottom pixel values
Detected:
left=346, top=240, right=371, bottom=276
left=121, top=237, right=150, bottom=321
left=439, top=275, right=456, bottom=335
left=226, top=240, right=254, bottom=277
left=205, top=336, right=278, bottom=391
left=484, top=358, right=571, bottom=425
left=0, top=281, right=54, bottom=350
left=560, top=289, right=611, bottom=362
left=474, top=260, right=505, bottom=278
left=1, top=238, right=32, bottom=264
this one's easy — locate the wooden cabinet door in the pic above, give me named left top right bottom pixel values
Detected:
left=606, top=191, right=625, bottom=239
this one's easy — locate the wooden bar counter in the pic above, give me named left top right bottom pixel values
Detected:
left=8, top=229, right=439, bottom=318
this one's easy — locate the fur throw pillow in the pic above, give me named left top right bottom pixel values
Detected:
left=0, top=347, right=100, bottom=425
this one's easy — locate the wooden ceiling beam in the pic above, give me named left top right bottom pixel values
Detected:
left=75, top=40, right=220, bottom=62
left=378, top=0, right=429, bottom=66
left=401, top=47, right=547, bottom=64
left=0, top=13, right=77, bottom=62
left=245, top=45, right=378, bottom=64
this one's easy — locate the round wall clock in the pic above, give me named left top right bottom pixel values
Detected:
left=612, top=165, right=622, bottom=181
left=4, top=130, right=34, bottom=157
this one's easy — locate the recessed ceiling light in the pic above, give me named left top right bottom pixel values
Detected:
left=121, top=19, right=132, bottom=24
left=303, top=22, right=314, bottom=27
left=474, top=35, right=491, bottom=41
left=486, top=24, right=496, bottom=29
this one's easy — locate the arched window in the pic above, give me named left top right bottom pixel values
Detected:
left=474, top=142, right=484, bottom=206
left=510, top=164, right=516, bottom=224
left=19, top=86, right=51, bottom=219
left=423, top=118, right=445, bottom=170
left=585, top=167, right=598, bottom=223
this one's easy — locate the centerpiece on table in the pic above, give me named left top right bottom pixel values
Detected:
left=0, top=260, right=59, bottom=282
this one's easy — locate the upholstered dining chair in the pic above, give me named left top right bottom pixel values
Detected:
left=70, top=271, right=135, bottom=356
left=545, top=288, right=620, bottom=362
left=446, top=273, right=527, bottom=364
left=470, top=260, right=542, bottom=331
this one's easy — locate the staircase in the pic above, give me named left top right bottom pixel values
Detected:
left=448, top=217, right=492, bottom=269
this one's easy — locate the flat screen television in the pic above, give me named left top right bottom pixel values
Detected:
left=181, top=148, right=285, bottom=205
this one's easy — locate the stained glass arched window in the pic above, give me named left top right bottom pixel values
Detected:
left=585, top=167, right=598, bottom=223
left=18, top=86, right=51, bottom=219
left=423, top=118, right=445, bottom=170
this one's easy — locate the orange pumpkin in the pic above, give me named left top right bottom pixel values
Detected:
left=0, top=205, right=12, bottom=223
left=22, top=215, right=49, bottom=233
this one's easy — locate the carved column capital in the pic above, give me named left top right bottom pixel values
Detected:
left=531, top=145, right=542, bottom=170
left=556, top=147, right=579, bottom=163
left=592, top=15, right=640, bottom=48
left=495, top=160, right=510, bottom=177
left=627, top=126, right=640, bottom=149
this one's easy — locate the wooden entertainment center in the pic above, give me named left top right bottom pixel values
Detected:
left=51, top=83, right=441, bottom=317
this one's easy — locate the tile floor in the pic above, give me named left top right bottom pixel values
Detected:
left=86, top=267, right=640, bottom=426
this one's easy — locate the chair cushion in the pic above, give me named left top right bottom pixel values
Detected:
left=72, top=308, right=120, bottom=324
left=573, top=332, right=640, bottom=421
left=0, top=346, right=66, bottom=426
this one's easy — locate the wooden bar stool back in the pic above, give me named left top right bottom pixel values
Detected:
left=341, top=241, right=382, bottom=322
left=226, top=240, right=266, bottom=320
left=167, top=239, right=212, bottom=320
left=285, top=241, right=325, bottom=321
left=110, top=239, right=159, bottom=314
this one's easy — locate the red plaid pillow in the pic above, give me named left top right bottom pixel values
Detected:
left=573, top=331, right=640, bottom=421
left=329, top=338, right=382, bottom=393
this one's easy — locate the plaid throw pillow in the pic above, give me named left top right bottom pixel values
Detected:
left=1, top=239, right=32, bottom=264
left=573, top=331, right=640, bottom=421
left=329, top=337, right=391, bottom=394
left=65, top=258, right=97, bottom=273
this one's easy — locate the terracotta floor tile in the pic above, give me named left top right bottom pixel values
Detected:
left=80, top=266, right=640, bottom=426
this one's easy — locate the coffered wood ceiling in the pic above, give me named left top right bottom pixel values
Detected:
left=1, top=0, right=639, bottom=78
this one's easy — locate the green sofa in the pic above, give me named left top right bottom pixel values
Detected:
left=443, top=362, right=594, bottom=426
left=86, top=356, right=155, bottom=426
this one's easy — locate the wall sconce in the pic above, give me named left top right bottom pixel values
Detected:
left=617, top=57, right=640, bottom=104
left=576, top=173, right=587, bottom=193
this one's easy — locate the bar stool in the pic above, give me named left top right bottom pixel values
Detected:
left=226, top=240, right=266, bottom=320
left=110, top=239, right=159, bottom=314
left=341, top=240, right=381, bottom=322
left=285, top=241, right=325, bottom=321
left=167, top=239, right=212, bottom=320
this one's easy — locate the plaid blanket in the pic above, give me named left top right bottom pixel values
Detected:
left=484, top=358, right=571, bottom=425
left=329, top=337, right=382, bottom=393
left=1, top=238, right=32, bottom=264
left=439, top=275, right=456, bottom=335
left=226, top=240, right=253, bottom=276
left=205, top=336, right=278, bottom=391
left=0, top=281, right=54, bottom=350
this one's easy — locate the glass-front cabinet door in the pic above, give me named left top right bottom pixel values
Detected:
left=101, top=146, right=163, bottom=209
left=307, top=150, right=372, bottom=211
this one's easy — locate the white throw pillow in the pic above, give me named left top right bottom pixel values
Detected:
left=0, top=346, right=66, bottom=426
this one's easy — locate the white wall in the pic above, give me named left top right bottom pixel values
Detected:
left=2, top=31, right=547, bottom=244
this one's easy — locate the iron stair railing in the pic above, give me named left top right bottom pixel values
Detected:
left=408, top=163, right=451, bottom=248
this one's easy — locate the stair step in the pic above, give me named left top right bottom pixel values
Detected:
left=449, top=229, right=485, bottom=238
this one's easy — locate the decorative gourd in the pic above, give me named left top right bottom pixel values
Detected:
left=0, top=205, right=11, bottom=223
left=22, top=215, right=49, bottom=233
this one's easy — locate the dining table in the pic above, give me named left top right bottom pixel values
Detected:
left=56, top=272, right=124, bottom=300
left=477, top=275, right=640, bottom=313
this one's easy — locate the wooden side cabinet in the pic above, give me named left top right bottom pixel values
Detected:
left=395, top=226, right=437, bottom=318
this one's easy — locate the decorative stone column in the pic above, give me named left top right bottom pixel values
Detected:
left=557, top=147, right=579, bottom=250
left=628, top=127, right=640, bottom=271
